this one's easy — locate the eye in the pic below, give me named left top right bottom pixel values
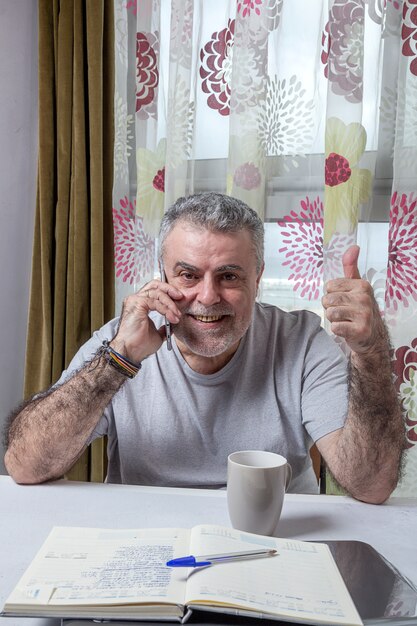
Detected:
left=222, top=273, right=237, bottom=281
left=180, top=271, right=197, bottom=281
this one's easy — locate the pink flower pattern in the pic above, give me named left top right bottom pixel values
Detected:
left=200, top=19, right=235, bottom=116
left=233, top=162, right=261, bottom=190
left=325, top=153, right=352, bottom=186
left=402, top=0, right=417, bottom=76
left=321, top=0, right=364, bottom=103
left=278, top=197, right=353, bottom=300
left=392, top=338, right=417, bottom=447
left=237, top=0, right=262, bottom=18
left=113, top=196, right=155, bottom=285
left=126, top=0, right=138, bottom=17
left=385, top=192, right=417, bottom=312
left=136, top=32, right=159, bottom=118
left=152, top=167, right=165, bottom=192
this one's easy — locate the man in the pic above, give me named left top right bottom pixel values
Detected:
left=5, top=193, right=405, bottom=502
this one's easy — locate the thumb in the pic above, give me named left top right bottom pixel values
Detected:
left=342, top=244, right=361, bottom=279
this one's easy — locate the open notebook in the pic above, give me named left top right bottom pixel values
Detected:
left=2, top=525, right=362, bottom=626
left=62, top=540, right=417, bottom=626
left=3, top=528, right=416, bottom=626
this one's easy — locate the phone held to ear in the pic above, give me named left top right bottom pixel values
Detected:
left=158, top=261, right=172, bottom=351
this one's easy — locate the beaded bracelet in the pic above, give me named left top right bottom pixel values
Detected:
left=99, top=340, right=141, bottom=379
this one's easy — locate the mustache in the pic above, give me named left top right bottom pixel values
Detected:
left=183, top=306, right=234, bottom=317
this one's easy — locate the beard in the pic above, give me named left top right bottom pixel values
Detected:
left=172, top=305, right=251, bottom=358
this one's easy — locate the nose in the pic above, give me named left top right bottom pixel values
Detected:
left=196, top=275, right=221, bottom=307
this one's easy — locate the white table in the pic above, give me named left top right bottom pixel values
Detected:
left=1, top=475, right=417, bottom=626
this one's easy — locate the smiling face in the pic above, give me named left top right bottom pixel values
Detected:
left=162, top=221, right=264, bottom=374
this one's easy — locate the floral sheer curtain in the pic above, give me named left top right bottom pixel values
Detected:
left=112, top=0, right=417, bottom=496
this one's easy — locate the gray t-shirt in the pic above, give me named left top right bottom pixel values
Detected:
left=56, top=302, right=348, bottom=493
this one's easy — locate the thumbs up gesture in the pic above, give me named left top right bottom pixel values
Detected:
left=322, top=245, right=385, bottom=355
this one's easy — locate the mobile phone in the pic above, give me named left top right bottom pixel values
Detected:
left=158, top=260, right=172, bottom=351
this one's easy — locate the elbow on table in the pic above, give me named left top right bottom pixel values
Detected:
left=350, top=479, right=398, bottom=505
left=4, top=448, right=52, bottom=485
left=354, top=491, right=390, bottom=505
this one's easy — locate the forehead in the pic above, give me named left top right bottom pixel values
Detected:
left=163, top=222, right=256, bottom=267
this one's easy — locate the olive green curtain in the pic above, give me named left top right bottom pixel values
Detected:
left=24, top=0, right=115, bottom=482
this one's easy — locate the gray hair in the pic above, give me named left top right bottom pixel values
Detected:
left=158, top=193, right=264, bottom=272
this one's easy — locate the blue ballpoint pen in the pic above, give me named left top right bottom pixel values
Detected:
left=166, top=548, right=277, bottom=568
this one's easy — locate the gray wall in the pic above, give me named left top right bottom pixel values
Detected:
left=0, top=1, right=38, bottom=472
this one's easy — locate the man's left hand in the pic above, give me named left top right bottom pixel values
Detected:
left=322, top=245, right=385, bottom=355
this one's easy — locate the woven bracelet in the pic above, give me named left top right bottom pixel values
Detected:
left=99, top=340, right=141, bottom=379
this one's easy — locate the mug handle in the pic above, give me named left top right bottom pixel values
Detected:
left=285, top=463, right=292, bottom=491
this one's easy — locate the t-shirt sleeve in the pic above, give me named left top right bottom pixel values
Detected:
left=301, top=320, right=349, bottom=442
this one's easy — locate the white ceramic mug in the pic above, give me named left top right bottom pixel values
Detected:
left=227, top=450, right=292, bottom=536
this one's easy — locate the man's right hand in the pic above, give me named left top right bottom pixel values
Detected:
left=110, top=280, right=184, bottom=364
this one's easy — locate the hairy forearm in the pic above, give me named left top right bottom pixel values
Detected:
left=4, top=357, right=126, bottom=484
left=328, top=335, right=406, bottom=503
